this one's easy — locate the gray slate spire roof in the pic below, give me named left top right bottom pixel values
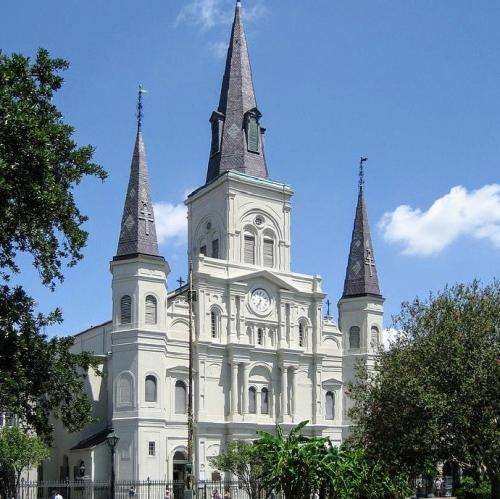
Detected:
left=342, top=186, right=382, bottom=298
left=206, top=0, right=269, bottom=183
left=115, top=130, right=159, bottom=258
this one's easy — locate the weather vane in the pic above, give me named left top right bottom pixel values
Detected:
left=136, top=84, right=148, bottom=131
left=359, top=156, right=368, bottom=190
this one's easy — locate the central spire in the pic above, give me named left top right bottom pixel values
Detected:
left=206, top=0, right=269, bottom=183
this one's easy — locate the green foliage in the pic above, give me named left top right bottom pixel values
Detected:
left=209, top=440, right=264, bottom=499
left=253, top=421, right=411, bottom=499
left=348, top=280, right=500, bottom=496
left=0, top=48, right=106, bottom=443
left=0, top=426, right=49, bottom=498
left=0, top=48, right=106, bottom=287
left=456, top=477, right=491, bottom=499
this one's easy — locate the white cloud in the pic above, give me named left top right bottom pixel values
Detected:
left=208, top=40, right=228, bottom=59
left=379, top=184, right=500, bottom=256
left=176, top=0, right=268, bottom=31
left=382, top=328, right=401, bottom=350
left=153, top=201, right=187, bottom=246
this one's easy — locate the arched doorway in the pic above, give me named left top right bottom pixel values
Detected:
left=172, top=449, right=187, bottom=481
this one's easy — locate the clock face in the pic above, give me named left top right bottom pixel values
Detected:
left=251, top=288, right=271, bottom=313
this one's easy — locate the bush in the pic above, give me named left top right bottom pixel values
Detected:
left=455, top=477, right=491, bottom=499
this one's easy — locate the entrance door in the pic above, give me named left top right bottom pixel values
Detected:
left=172, top=451, right=187, bottom=499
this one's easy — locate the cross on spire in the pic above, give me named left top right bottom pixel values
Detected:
left=137, top=85, right=147, bottom=131
left=177, top=276, right=185, bottom=288
left=359, top=157, right=368, bottom=191
left=326, top=299, right=331, bottom=316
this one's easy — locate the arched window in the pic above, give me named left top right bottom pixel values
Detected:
left=299, top=323, right=305, bottom=347
left=175, top=380, right=187, bottom=414
left=118, top=374, right=133, bottom=406
left=210, top=310, right=219, bottom=339
left=349, top=326, right=360, bottom=349
left=145, top=295, right=157, bottom=325
left=145, top=375, right=157, bottom=402
left=370, top=326, right=379, bottom=349
left=263, top=237, right=274, bottom=267
left=261, top=387, right=269, bottom=414
left=211, top=238, right=219, bottom=259
left=325, top=391, right=334, bottom=420
left=257, top=328, right=264, bottom=345
left=244, top=234, right=255, bottom=264
left=249, top=386, right=257, bottom=414
left=120, top=295, right=132, bottom=324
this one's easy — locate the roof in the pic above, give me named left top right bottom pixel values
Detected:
left=71, top=428, right=112, bottom=450
left=342, top=187, right=382, bottom=298
left=116, top=130, right=159, bottom=258
left=206, top=1, right=268, bottom=183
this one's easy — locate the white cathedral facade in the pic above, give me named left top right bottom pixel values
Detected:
left=45, top=1, right=384, bottom=484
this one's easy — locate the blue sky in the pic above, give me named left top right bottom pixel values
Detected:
left=2, top=0, right=499, bottom=338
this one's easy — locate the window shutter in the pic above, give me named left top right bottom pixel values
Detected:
left=299, top=323, right=305, bottom=347
left=249, top=387, right=256, bottom=414
left=349, top=326, right=360, bottom=349
left=261, top=388, right=269, bottom=414
left=211, top=311, right=218, bottom=338
left=120, top=295, right=132, bottom=324
left=145, top=295, right=157, bottom=325
left=175, top=381, right=187, bottom=414
left=326, top=391, right=334, bottom=420
left=244, top=235, right=255, bottom=264
left=212, top=238, right=219, bottom=259
left=247, top=115, right=260, bottom=153
left=263, top=238, right=274, bottom=267
left=257, top=328, right=263, bottom=345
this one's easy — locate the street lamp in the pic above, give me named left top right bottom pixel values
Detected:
left=106, top=431, right=120, bottom=499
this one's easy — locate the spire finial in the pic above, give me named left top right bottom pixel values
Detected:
left=136, top=85, right=147, bottom=131
left=359, top=156, right=368, bottom=191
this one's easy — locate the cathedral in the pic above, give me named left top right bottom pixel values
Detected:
left=45, top=0, right=384, bottom=483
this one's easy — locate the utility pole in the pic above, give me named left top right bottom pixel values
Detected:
left=186, top=260, right=194, bottom=497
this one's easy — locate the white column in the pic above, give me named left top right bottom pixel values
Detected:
left=291, top=367, right=297, bottom=420
left=231, top=362, right=238, bottom=417
left=242, top=363, right=249, bottom=416
left=280, top=365, right=288, bottom=419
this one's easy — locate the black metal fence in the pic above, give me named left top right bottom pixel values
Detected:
left=15, top=480, right=273, bottom=499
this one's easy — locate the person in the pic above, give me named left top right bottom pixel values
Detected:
left=128, top=486, right=136, bottom=499
left=164, top=488, right=172, bottom=499
left=223, top=489, right=231, bottom=499
left=434, top=477, right=443, bottom=497
left=54, top=491, right=63, bottom=499
left=212, top=489, right=221, bottom=499
left=312, top=491, right=320, bottom=499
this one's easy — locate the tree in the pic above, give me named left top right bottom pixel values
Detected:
left=209, top=440, right=264, bottom=499
left=0, top=426, right=49, bottom=499
left=254, top=421, right=410, bottom=499
left=0, top=48, right=106, bottom=443
left=349, top=280, right=500, bottom=499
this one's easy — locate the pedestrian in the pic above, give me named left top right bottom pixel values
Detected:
left=223, top=488, right=231, bottom=499
left=164, top=488, right=172, bottom=499
left=311, top=490, right=320, bottom=499
left=128, top=486, right=136, bottom=499
left=212, top=489, right=221, bottom=499
left=434, top=477, right=443, bottom=497
left=54, top=491, right=63, bottom=499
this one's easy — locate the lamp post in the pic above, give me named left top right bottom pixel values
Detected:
left=106, top=431, right=120, bottom=499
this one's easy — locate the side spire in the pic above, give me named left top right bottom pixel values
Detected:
left=342, top=158, right=381, bottom=298
left=206, top=0, right=269, bottom=183
left=115, top=86, right=159, bottom=258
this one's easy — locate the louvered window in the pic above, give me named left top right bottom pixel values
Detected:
left=212, top=238, right=219, bottom=259
left=211, top=310, right=218, bottom=338
left=261, top=388, right=269, bottom=414
left=210, top=118, right=221, bottom=157
left=249, top=387, right=256, bottom=414
left=145, top=295, right=157, bottom=325
left=120, top=295, right=132, bottom=324
left=246, top=114, right=260, bottom=153
left=325, top=391, right=334, bottom=420
left=175, top=380, right=187, bottom=414
left=349, top=326, right=360, bottom=349
left=257, top=328, right=263, bottom=345
left=263, top=238, right=274, bottom=267
left=299, top=323, right=305, bottom=347
left=244, top=235, right=255, bottom=264
left=145, top=375, right=157, bottom=402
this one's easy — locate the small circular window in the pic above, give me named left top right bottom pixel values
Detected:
left=254, top=215, right=264, bottom=226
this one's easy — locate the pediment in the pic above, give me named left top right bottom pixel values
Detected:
left=229, top=269, right=299, bottom=292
